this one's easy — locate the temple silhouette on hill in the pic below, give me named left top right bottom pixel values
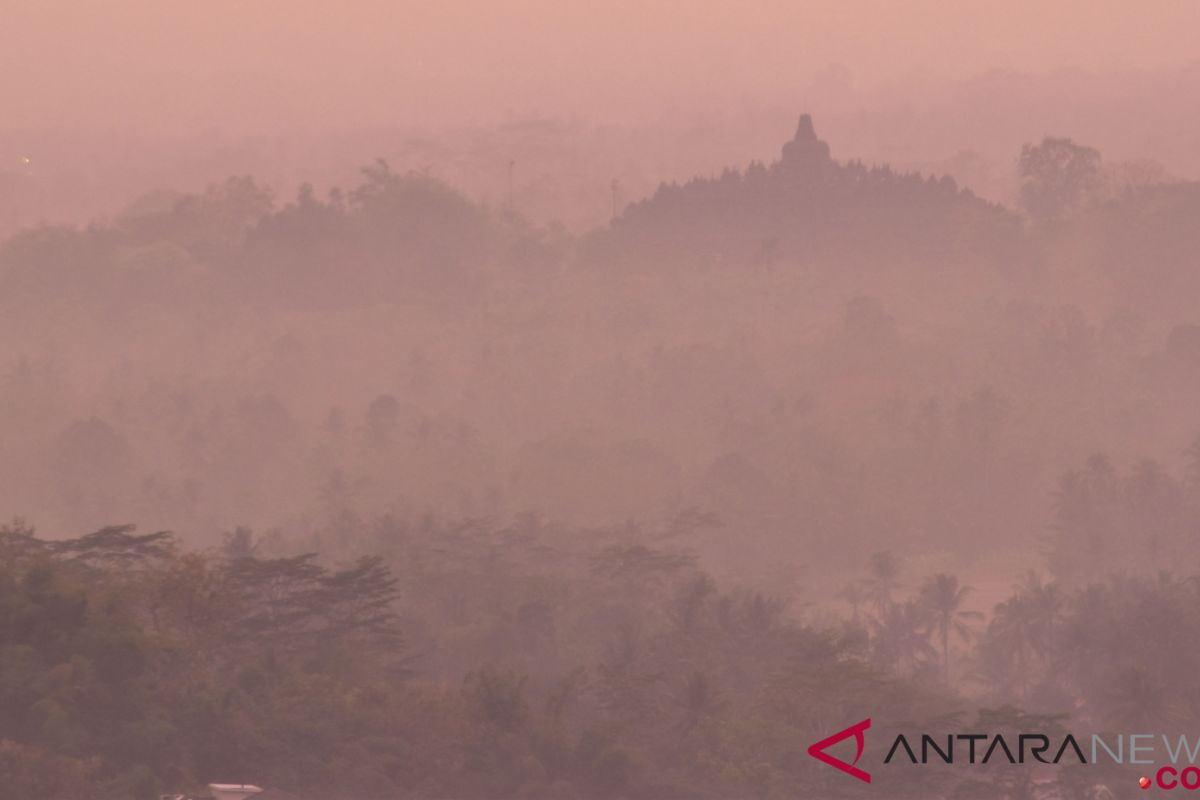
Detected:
left=606, top=112, right=1014, bottom=266
left=779, top=113, right=832, bottom=171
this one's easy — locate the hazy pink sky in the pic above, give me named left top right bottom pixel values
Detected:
left=4, top=1, right=1199, bottom=133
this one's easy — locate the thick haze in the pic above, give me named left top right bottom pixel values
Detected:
left=5, top=3, right=1200, bottom=234
left=5, top=5, right=1200, bottom=799
left=5, top=1, right=1200, bottom=128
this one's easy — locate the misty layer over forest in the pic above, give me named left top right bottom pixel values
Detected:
left=3, top=113, right=1200, bottom=799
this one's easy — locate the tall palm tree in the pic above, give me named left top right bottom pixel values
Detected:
left=870, top=600, right=937, bottom=675
left=918, top=573, right=983, bottom=683
left=986, top=572, right=1064, bottom=698
left=866, top=551, right=901, bottom=618
left=1185, top=433, right=1200, bottom=489
left=838, top=582, right=866, bottom=623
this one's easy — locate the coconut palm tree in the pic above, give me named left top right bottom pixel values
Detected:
left=985, top=572, right=1064, bottom=698
left=865, top=550, right=901, bottom=618
left=870, top=599, right=937, bottom=675
left=838, top=582, right=867, bottom=623
left=918, top=573, right=983, bottom=683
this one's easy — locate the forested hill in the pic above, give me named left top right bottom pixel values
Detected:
left=604, top=114, right=1021, bottom=267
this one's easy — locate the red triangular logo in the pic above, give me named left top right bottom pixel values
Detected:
left=808, top=718, right=871, bottom=783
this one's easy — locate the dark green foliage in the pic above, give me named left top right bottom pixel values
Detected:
left=1018, top=137, right=1106, bottom=222
left=4, top=503, right=1200, bottom=798
left=0, top=517, right=957, bottom=799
